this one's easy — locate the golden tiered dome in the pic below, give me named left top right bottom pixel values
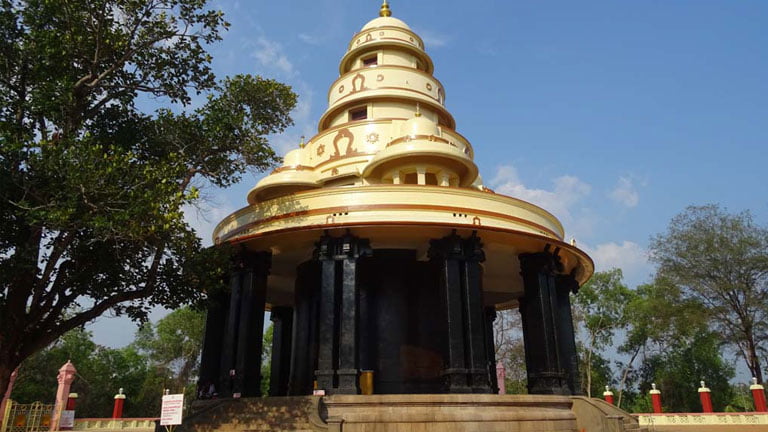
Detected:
left=218, top=2, right=593, bottom=307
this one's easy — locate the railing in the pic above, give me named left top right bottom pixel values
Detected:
left=71, top=418, right=158, bottom=432
left=634, top=412, right=768, bottom=427
left=1, top=401, right=55, bottom=432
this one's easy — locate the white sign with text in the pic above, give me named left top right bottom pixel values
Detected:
left=160, top=394, right=184, bottom=426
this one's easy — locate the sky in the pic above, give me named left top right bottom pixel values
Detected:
left=88, top=0, right=768, bottom=378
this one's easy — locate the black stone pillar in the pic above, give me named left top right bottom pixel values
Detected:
left=556, top=274, right=581, bottom=395
left=198, top=286, right=227, bottom=397
left=429, top=232, right=470, bottom=393
left=218, top=269, right=242, bottom=397
left=269, top=306, right=294, bottom=396
left=518, top=251, right=569, bottom=395
left=315, top=234, right=337, bottom=393
left=337, top=236, right=360, bottom=393
left=484, top=307, right=499, bottom=394
left=288, top=261, right=320, bottom=396
left=314, top=232, right=371, bottom=395
left=462, top=234, right=492, bottom=393
left=233, top=251, right=270, bottom=397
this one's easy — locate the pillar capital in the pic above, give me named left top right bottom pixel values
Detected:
left=427, top=230, right=463, bottom=260
left=462, top=231, right=485, bottom=263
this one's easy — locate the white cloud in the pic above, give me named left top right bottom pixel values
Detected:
left=298, top=33, right=322, bottom=46
left=491, top=165, right=591, bottom=223
left=582, top=241, right=651, bottom=287
left=609, top=176, right=639, bottom=208
left=250, top=37, right=295, bottom=77
left=413, top=27, right=450, bottom=48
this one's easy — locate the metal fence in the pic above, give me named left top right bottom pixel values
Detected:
left=1, top=401, right=56, bottom=432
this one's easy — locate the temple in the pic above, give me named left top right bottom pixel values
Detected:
left=197, top=0, right=593, bottom=400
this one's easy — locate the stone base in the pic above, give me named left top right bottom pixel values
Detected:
left=323, top=394, right=576, bottom=432
left=180, top=394, right=579, bottom=432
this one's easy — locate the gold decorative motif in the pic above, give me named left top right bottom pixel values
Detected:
left=366, top=132, right=379, bottom=143
left=376, top=74, right=384, bottom=82
left=317, top=144, right=326, bottom=156
left=365, top=33, right=373, bottom=42
left=379, top=0, right=391, bottom=17
left=379, top=31, right=385, bottom=36
left=331, top=168, right=339, bottom=176
left=332, top=128, right=357, bottom=157
left=351, top=73, right=366, bottom=93
left=338, top=85, right=345, bottom=93
left=426, top=83, right=433, bottom=91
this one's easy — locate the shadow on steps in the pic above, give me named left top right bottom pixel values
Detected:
left=572, top=397, right=647, bottom=432
left=176, top=397, right=328, bottom=432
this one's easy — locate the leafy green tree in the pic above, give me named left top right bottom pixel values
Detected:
left=650, top=205, right=768, bottom=383
left=134, top=307, right=205, bottom=395
left=493, top=310, right=527, bottom=394
left=616, top=277, right=707, bottom=408
left=573, top=269, right=634, bottom=397
left=261, top=323, right=273, bottom=397
left=636, top=331, right=734, bottom=412
left=11, top=328, right=160, bottom=417
left=0, top=0, right=296, bottom=397
left=577, top=347, right=614, bottom=399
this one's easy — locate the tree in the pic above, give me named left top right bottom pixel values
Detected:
left=11, top=328, right=161, bottom=417
left=493, top=310, right=527, bottom=394
left=616, top=277, right=707, bottom=408
left=636, top=331, right=734, bottom=412
left=649, top=205, right=768, bottom=383
left=134, top=306, right=205, bottom=400
left=572, top=269, right=634, bottom=397
left=0, top=0, right=296, bottom=397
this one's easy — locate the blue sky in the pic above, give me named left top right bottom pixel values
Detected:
left=89, top=0, right=768, bottom=369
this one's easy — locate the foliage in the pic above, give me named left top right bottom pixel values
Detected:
left=11, top=328, right=161, bottom=417
left=572, top=269, right=634, bottom=397
left=261, top=323, right=273, bottom=396
left=636, top=331, right=734, bottom=412
left=134, top=306, right=205, bottom=395
left=493, top=310, right=527, bottom=394
left=0, top=0, right=296, bottom=397
left=577, top=347, right=614, bottom=399
left=649, top=205, right=768, bottom=382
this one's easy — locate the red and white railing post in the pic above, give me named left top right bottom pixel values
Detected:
left=603, top=386, right=614, bottom=405
left=650, top=383, right=662, bottom=413
left=112, top=388, right=126, bottom=418
left=698, top=380, right=713, bottom=413
left=751, top=378, right=767, bottom=412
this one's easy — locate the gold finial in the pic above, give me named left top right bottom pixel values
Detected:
left=299, top=135, right=306, bottom=148
left=379, top=0, right=392, bottom=17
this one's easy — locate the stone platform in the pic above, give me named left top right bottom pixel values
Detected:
left=180, top=394, right=581, bottom=432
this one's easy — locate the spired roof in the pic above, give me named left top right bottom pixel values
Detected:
left=362, top=0, right=410, bottom=30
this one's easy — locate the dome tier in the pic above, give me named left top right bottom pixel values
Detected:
left=216, top=2, right=594, bottom=307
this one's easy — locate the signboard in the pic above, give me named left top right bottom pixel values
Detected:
left=160, top=394, right=184, bottom=426
left=59, top=410, right=75, bottom=428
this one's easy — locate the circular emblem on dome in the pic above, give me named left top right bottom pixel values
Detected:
left=317, top=144, right=326, bottom=156
left=331, top=168, right=339, bottom=176
left=366, top=133, right=379, bottom=144
left=376, top=74, right=384, bottom=82
left=426, top=83, right=433, bottom=91
left=338, top=85, right=345, bottom=93
left=379, top=31, right=384, bottom=36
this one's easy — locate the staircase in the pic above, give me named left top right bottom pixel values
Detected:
left=176, top=397, right=328, bottom=432
left=571, top=396, right=648, bottom=432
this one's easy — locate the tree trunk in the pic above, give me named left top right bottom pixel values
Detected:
left=747, top=336, right=764, bottom=384
left=586, top=349, right=592, bottom=398
left=617, top=347, right=641, bottom=408
left=0, top=357, right=20, bottom=402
